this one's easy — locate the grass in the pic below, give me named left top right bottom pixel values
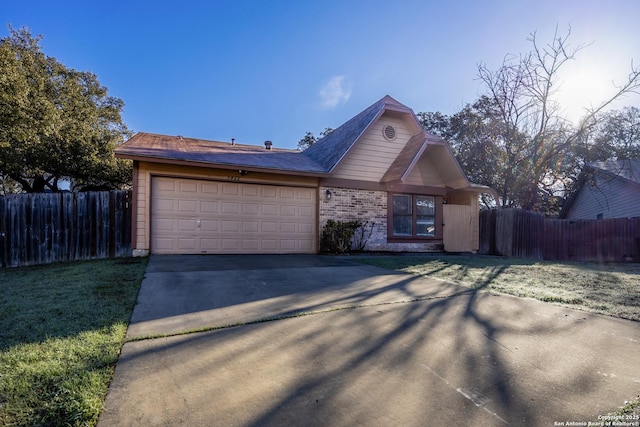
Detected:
left=352, top=255, right=640, bottom=322
left=610, top=395, right=640, bottom=417
left=0, top=257, right=148, bottom=427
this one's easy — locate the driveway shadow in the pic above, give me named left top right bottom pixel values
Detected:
left=100, top=255, right=640, bottom=426
left=126, top=254, right=469, bottom=339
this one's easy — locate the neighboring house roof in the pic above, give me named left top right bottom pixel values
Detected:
left=560, top=159, right=640, bottom=218
left=115, top=132, right=328, bottom=176
left=588, top=159, right=640, bottom=184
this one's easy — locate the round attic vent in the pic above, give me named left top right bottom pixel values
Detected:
left=383, top=125, right=396, bottom=141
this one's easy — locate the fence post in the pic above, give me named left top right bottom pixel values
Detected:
left=0, top=196, right=5, bottom=268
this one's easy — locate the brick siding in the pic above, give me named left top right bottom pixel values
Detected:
left=319, top=186, right=443, bottom=252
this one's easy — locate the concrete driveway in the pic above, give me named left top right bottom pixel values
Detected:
left=99, top=255, right=640, bottom=426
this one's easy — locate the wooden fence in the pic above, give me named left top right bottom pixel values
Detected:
left=479, top=209, right=640, bottom=262
left=0, top=191, right=132, bottom=267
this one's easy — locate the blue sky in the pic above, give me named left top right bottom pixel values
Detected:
left=3, top=0, right=640, bottom=149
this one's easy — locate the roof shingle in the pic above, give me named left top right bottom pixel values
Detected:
left=115, top=133, right=327, bottom=174
left=588, top=160, right=640, bottom=184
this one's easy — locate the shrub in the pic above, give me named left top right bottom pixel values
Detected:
left=351, top=220, right=374, bottom=252
left=320, top=220, right=361, bottom=253
left=320, top=220, right=375, bottom=253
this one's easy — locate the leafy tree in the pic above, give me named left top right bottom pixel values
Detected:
left=421, top=27, right=640, bottom=214
left=583, top=106, right=640, bottom=161
left=297, top=132, right=317, bottom=150
left=419, top=97, right=518, bottom=209
left=0, top=26, right=132, bottom=194
left=297, top=127, right=333, bottom=150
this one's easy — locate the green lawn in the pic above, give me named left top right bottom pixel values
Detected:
left=352, top=255, right=640, bottom=322
left=0, top=257, right=147, bottom=427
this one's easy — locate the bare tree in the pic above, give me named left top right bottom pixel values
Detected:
left=477, top=26, right=640, bottom=211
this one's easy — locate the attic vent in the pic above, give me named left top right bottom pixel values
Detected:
left=383, top=125, right=396, bottom=141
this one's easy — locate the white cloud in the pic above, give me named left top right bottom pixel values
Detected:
left=319, top=76, right=352, bottom=108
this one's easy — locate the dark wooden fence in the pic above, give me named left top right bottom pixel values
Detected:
left=480, top=209, right=640, bottom=262
left=0, top=191, right=132, bottom=267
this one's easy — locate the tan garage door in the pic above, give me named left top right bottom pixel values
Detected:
left=151, top=177, right=317, bottom=254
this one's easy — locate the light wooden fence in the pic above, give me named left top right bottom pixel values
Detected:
left=480, top=209, right=640, bottom=262
left=0, top=191, right=132, bottom=267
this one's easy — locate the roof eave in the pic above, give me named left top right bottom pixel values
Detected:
left=399, top=137, right=430, bottom=182
left=116, top=152, right=329, bottom=178
left=458, top=184, right=499, bottom=200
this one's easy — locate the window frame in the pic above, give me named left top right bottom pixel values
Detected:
left=387, top=193, right=443, bottom=242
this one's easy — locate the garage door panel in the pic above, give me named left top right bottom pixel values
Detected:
left=243, top=222, right=259, bottom=233
left=281, top=222, right=296, bottom=233
left=200, top=201, right=218, bottom=214
left=156, top=180, right=176, bottom=192
left=299, top=223, right=314, bottom=233
left=178, top=200, right=197, bottom=212
left=280, top=205, right=296, bottom=216
left=262, top=187, right=277, bottom=197
left=261, top=240, right=278, bottom=250
left=200, top=239, right=219, bottom=250
left=298, top=240, right=314, bottom=250
left=243, top=186, right=259, bottom=197
left=221, top=220, right=239, bottom=232
left=242, top=240, right=259, bottom=250
left=221, top=239, right=239, bottom=250
left=151, top=177, right=316, bottom=254
left=201, top=182, right=219, bottom=194
left=221, top=202, right=238, bottom=214
left=154, top=238, right=175, bottom=251
left=222, top=184, right=238, bottom=195
left=280, top=188, right=295, bottom=198
left=155, top=198, right=176, bottom=212
left=154, top=218, right=175, bottom=231
left=262, top=222, right=278, bottom=233
left=262, top=204, right=278, bottom=216
left=297, top=189, right=313, bottom=200
left=178, top=238, right=197, bottom=250
left=299, top=206, right=314, bottom=217
left=180, top=181, right=198, bottom=192
left=242, top=203, right=259, bottom=215
left=178, top=219, right=197, bottom=232
left=281, top=240, right=296, bottom=250
left=199, top=220, right=218, bottom=232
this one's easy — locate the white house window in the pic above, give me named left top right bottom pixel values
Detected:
left=392, top=194, right=436, bottom=237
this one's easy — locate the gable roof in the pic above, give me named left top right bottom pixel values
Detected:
left=115, top=133, right=327, bottom=175
left=115, top=95, right=490, bottom=194
left=302, top=95, right=472, bottom=189
left=302, top=95, right=407, bottom=171
left=559, top=159, right=640, bottom=218
left=381, top=133, right=459, bottom=183
left=588, top=159, right=640, bottom=184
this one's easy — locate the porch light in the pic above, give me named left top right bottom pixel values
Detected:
left=325, top=189, right=332, bottom=200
